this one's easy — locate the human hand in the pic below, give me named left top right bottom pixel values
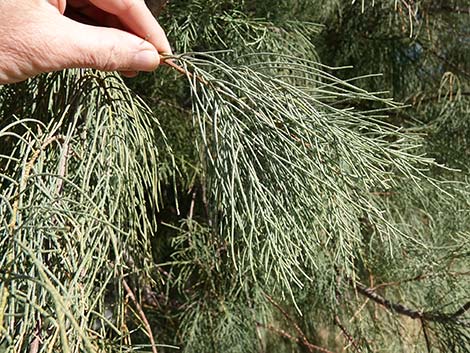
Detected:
left=0, top=0, right=172, bottom=84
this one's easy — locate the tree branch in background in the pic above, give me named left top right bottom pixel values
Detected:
left=122, top=279, right=158, bottom=353
left=351, top=279, right=470, bottom=324
left=264, top=294, right=311, bottom=348
left=421, top=318, right=432, bottom=353
left=334, top=316, right=362, bottom=353
left=256, top=322, right=336, bottom=353
left=262, top=294, right=334, bottom=353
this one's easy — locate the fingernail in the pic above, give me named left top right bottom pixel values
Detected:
left=133, top=50, right=159, bottom=71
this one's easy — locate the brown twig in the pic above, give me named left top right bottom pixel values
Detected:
left=122, top=278, right=158, bottom=353
left=351, top=278, right=470, bottom=323
left=421, top=318, right=432, bottom=353
left=263, top=294, right=334, bottom=353
left=334, top=316, right=362, bottom=353
left=264, top=294, right=310, bottom=346
left=348, top=297, right=370, bottom=324
left=188, top=186, right=197, bottom=221
left=257, top=323, right=336, bottom=353
left=162, top=56, right=210, bottom=86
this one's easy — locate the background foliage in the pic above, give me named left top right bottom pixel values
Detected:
left=1, top=1, right=469, bottom=352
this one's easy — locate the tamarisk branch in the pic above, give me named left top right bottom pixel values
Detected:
left=351, top=279, right=470, bottom=324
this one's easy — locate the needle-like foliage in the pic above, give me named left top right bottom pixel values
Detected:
left=0, top=71, right=172, bottom=352
left=174, top=52, right=436, bottom=289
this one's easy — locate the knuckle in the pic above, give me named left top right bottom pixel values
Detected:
left=89, top=42, right=121, bottom=71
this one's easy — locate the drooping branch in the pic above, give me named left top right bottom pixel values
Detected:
left=351, top=279, right=470, bottom=324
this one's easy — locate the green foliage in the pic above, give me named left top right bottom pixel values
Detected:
left=0, top=71, right=172, bottom=351
left=1, top=1, right=469, bottom=352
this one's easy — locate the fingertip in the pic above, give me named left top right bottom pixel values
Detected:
left=133, top=47, right=160, bottom=71
left=152, top=25, right=173, bottom=55
left=121, top=71, right=139, bottom=78
left=89, top=0, right=173, bottom=57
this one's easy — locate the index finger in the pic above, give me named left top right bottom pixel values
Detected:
left=88, top=0, right=172, bottom=54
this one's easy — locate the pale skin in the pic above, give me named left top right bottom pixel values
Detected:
left=0, top=0, right=172, bottom=84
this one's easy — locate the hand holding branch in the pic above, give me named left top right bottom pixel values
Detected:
left=0, top=0, right=172, bottom=84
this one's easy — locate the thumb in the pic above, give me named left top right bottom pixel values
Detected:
left=46, top=18, right=160, bottom=73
